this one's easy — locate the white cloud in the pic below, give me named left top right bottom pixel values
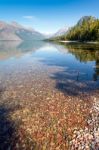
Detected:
left=23, top=16, right=36, bottom=20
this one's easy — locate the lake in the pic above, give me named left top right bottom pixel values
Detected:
left=0, top=41, right=99, bottom=149
left=0, top=41, right=99, bottom=95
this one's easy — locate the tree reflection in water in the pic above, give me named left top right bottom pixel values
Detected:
left=61, top=42, right=99, bottom=81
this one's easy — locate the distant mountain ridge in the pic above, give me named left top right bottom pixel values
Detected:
left=53, top=26, right=69, bottom=37
left=0, top=21, right=45, bottom=41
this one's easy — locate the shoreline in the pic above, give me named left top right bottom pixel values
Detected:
left=60, top=40, right=99, bottom=44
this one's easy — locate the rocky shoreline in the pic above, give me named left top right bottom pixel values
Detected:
left=70, top=96, right=99, bottom=150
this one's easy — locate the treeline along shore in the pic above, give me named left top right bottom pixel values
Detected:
left=49, top=16, right=99, bottom=42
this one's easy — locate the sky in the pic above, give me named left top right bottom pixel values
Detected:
left=0, top=0, right=99, bottom=34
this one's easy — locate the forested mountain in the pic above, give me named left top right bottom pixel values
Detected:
left=51, top=16, right=99, bottom=42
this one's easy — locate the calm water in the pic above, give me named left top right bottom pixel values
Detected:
left=0, top=41, right=99, bottom=149
left=0, top=41, right=99, bottom=96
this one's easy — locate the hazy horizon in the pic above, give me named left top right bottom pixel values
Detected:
left=0, top=0, right=99, bottom=34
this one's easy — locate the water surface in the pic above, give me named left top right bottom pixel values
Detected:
left=0, top=41, right=99, bottom=96
left=0, top=41, right=99, bottom=149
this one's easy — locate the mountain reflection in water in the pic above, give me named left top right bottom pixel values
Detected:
left=0, top=41, right=99, bottom=96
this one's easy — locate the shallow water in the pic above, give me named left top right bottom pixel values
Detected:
left=0, top=41, right=99, bottom=149
left=0, top=41, right=99, bottom=96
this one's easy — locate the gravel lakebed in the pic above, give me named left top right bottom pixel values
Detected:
left=0, top=72, right=99, bottom=150
left=0, top=49, right=99, bottom=150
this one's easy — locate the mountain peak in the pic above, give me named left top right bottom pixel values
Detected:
left=77, top=16, right=96, bottom=26
left=52, top=26, right=69, bottom=38
left=0, top=20, right=45, bottom=41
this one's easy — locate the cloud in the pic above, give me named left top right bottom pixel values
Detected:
left=23, top=16, right=36, bottom=20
